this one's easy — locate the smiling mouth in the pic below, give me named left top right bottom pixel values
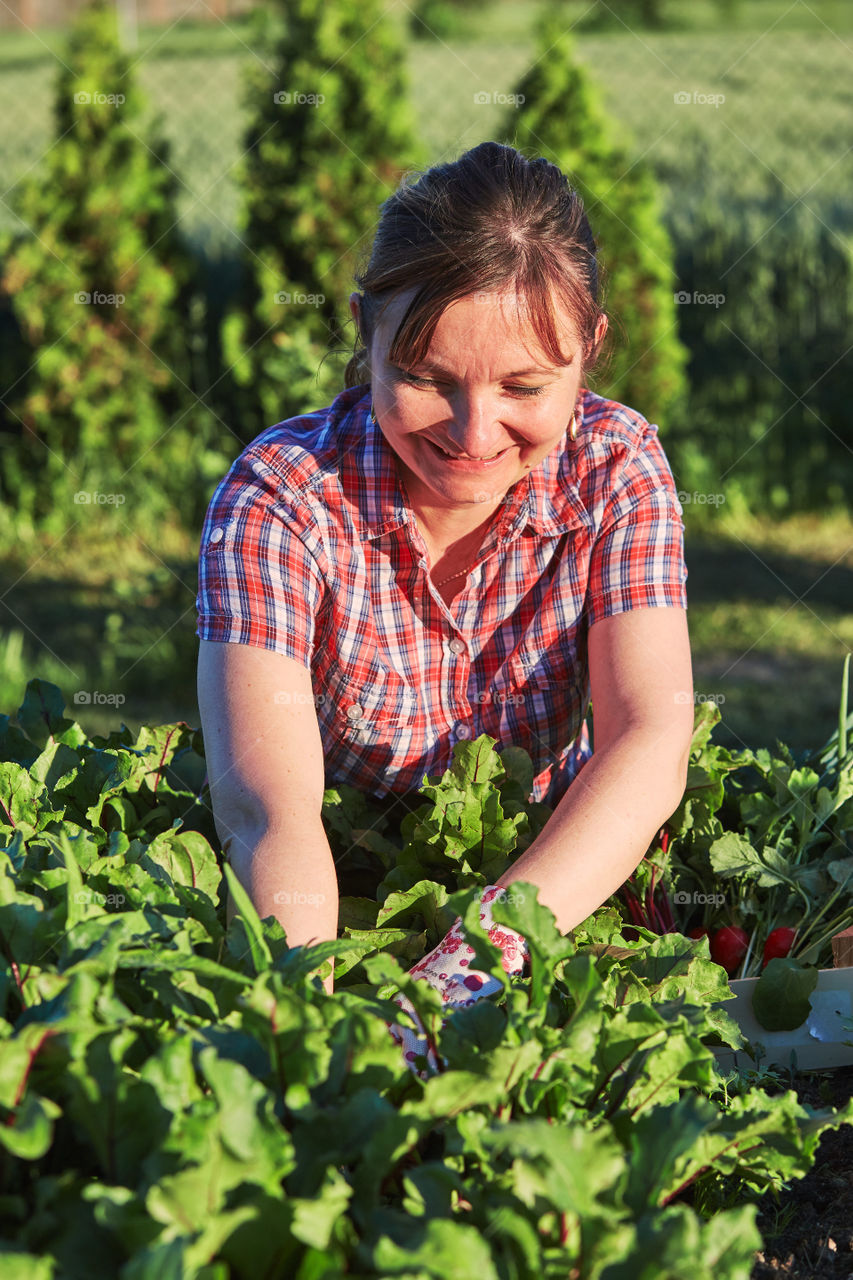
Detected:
left=428, top=441, right=508, bottom=462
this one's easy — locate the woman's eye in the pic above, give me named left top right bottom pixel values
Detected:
left=400, top=371, right=545, bottom=397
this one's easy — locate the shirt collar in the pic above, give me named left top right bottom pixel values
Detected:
left=336, top=384, right=590, bottom=540
left=335, top=387, right=411, bottom=540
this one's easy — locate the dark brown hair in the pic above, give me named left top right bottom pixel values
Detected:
left=344, top=141, right=610, bottom=390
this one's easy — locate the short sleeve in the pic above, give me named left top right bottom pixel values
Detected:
left=195, top=450, right=325, bottom=665
left=584, top=424, right=687, bottom=628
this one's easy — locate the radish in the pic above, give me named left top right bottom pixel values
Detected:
left=688, top=926, right=710, bottom=939
left=710, top=926, right=749, bottom=975
left=762, top=926, right=797, bottom=968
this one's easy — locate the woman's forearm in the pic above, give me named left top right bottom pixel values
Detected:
left=223, top=821, right=339, bottom=994
left=495, top=727, right=689, bottom=936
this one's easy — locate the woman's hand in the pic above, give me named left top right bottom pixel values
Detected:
left=387, top=884, right=529, bottom=1079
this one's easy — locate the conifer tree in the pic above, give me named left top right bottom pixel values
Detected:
left=504, top=4, right=688, bottom=427
left=222, top=0, right=425, bottom=437
left=0, top=0, right=217, bottom=533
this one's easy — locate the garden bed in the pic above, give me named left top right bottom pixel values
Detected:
left=751, top=1064, right=853, bottom=1279
left=2, top=677, right=853, bottom=1279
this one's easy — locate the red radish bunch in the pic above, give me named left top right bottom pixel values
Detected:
left=690, top=924, right=797, bottom=977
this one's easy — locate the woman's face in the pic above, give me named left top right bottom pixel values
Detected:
left=350, top=286, right=606, bottom=513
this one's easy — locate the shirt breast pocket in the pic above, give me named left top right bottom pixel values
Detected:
left=316, top=656, right=417, bottom=747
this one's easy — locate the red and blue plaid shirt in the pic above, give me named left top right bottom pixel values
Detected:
left=196, top=384, right=687, bottom=805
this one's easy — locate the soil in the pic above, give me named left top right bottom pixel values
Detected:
left=750, top=1065, right=853, bottom=1279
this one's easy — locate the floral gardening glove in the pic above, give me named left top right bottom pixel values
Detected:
left=388, top=884, right=529, bottom=1079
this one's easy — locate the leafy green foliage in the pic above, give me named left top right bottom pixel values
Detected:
left=660, top=687, right=853, bottom=977
left=2, top=678, right=852, bottom=1276
left=751, top=959, right=819, bottom=1032
left=0, top=0, right=226, bottom=535
left=504, top=2, right=689, bottom=428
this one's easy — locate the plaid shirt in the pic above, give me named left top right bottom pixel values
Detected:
left=196, top=384, right=687, bottom=805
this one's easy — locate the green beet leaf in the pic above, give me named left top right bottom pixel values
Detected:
left=0, top=714, right=41, bottom=768
left=289, top=1166, right=353, bottom=1250
left=482, top=1116, right=627, bottom=1219
left=376, top=879, right=451, bottom=934
left=0, top=1091, right=63, bottom=1160
left=338, top=895, right=381, bottom=931
left=0, top=764, right=53, bottom=837
left=28, top=740, right=85, bottom=794
left=709, top=831, right=768, bottom=880
left=141, top=829, right=221, bottom=901
left=598, top=1201, right=761, bottom=1280
left=446, top=734, right=507, bottom=788
left=222, top=863, right=273, bottom=973
left=751, top=957, right=819, bottom=1031
left=34, top=823, right=107, bottom=874
left=0, top=864, right=60, bottom=969
left=0, top=1250, right=56, bottom=1280
left=621, top=1093, right=722, bottom=1212
left=371, top=1215, right=501, bottom=1279
left=197, top=1046, right=295, bottom=1176
left=15, top=679, right=78, bottom=749
left=496, top=743, right=534, bottom=796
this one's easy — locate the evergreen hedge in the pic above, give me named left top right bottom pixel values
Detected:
left=220, top=0, right=426, bottom=443
left=0, top=0, right=226, bottom=537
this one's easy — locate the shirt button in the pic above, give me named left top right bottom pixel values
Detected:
left=448, top=638, right=466, bottom=655
left=209, top=527, right=224, bottom=545
left=346, top=704, right=364, bottom=721
left=455, top=722, right=472, bottom=739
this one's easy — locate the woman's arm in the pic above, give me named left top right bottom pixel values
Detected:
left=494, top=606, right=694, bottom=933
left=197, top=639, right=339, bottom=993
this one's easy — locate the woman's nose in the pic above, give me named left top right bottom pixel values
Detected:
left=445, top=393, right=507, bottom=456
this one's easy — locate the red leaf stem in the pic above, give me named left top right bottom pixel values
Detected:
left=10, top=959, right=27, bottom=1009
left=621, top=886, right=646, bottom=927
left=7, top=1029, right=53, bottom=1118
left=152, top=727, right=180, bottom=797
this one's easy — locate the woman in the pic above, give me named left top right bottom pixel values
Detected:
left=196, top=141, right=694, bottom=1076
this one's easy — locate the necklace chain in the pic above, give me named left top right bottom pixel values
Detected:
left=434, top=565, right=471, bottom=587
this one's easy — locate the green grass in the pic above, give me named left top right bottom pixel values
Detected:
left=0, top=512, right=202, bottom=741
left=683, top=506, right=853, bottom=753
